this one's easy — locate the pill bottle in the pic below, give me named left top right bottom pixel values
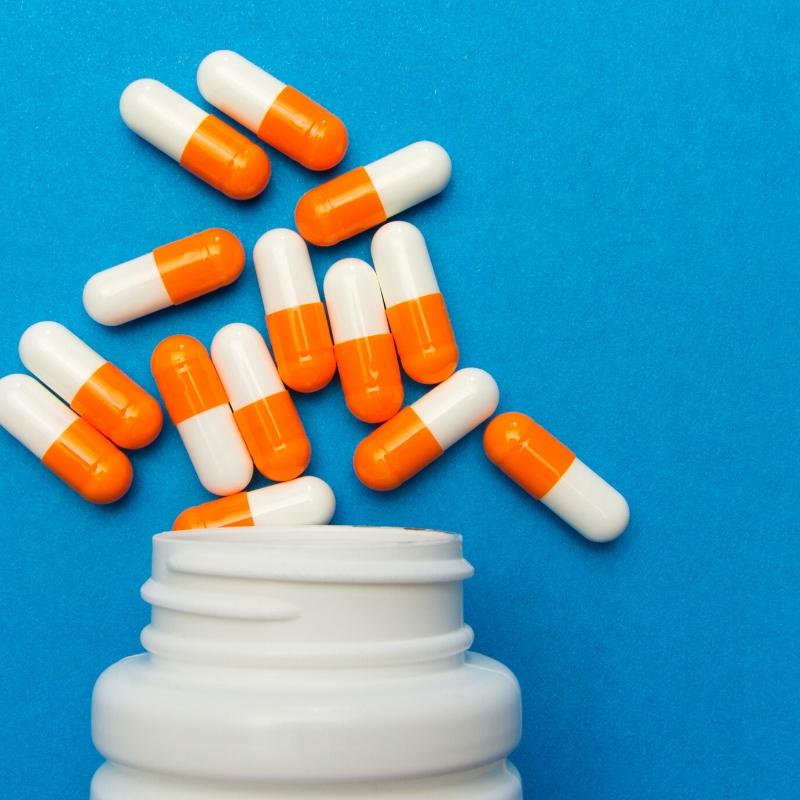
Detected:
left=91, top=526, right=523, bottom=799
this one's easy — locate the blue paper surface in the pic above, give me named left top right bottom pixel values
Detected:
left=0, top=2, right=797, bottom=797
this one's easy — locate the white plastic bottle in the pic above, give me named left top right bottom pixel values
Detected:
left=91, top=526, right=523, bottom=798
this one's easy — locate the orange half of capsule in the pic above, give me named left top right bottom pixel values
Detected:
left=353, top=406, right=443, bottom=491
left=258, top=86, right=348, bottom=171
left=266, top=302, right=336, bottom=393
left=233, top=390, right=311, bottom=482
left=42, top=418, right=133, bottom=504
left=151, top=336, right=228, bottom=424
left=386, top=292, right=458, bottom=384
left=154, top=228, right=245, bottom=305
left=71, top=362, right=163, bottom=450
left=295, top=167, right=387, bottom=246
left=180, top=116, right=271, bottom=200
left=483, top=412, right=576, bottom=498
left=335, top=333, right=403, bottom=423
left=173, top=492, right=253, bottom=530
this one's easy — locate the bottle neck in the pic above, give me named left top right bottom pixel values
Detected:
left=140, top=526, right=475, bottom=671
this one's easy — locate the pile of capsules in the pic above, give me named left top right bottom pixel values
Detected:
left=0, top=50, right=629, bottom=542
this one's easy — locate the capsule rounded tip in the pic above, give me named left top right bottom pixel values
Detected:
left=412, top=141, right=452, bottom=191
left=583, top=493, right=630, bottom=543
left=80, top=444, right=133, bottom=504
left=255, top=436, right=311, bottom=483
left=119, top=78, right=160, bottom=125
left=297, top=476, right=337, bottom=523
left=302, top=113, right=348, bottom=171
left=172, top=506, right=207, bottom=530
left=221, top=144, right=271, bottom=200
left=353, top=438, right=404, bottom=492
left=295, top=188, right=339, bottom=247
left=196, top=49, right=236, bottom=94
left=345, top=386, right=404, bottom=424
left=150, top=335, right=206, bottom=378
left=109, top=394, right=163, bottom=450
left=483, top=412, right=531, bottom=466
left=278, top=352, right=337, bottom=393
left=200, top=228, right=246, bottom=286
left=402, top=342, right=459, bottom=385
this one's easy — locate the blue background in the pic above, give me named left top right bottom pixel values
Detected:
left=0, top=2, right=797, bottom=797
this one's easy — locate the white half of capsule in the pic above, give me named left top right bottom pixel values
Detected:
left=540, top=458, right=630, bottom=543
left=412, top=368, right=499, bottom=450
left=177, top=406, right=253, bottom=496
left=246, top=476, right=336, bottom=525
left=0, top=374, right=76, bottom=459
left=364, top=142, right=452, bottom=219
left=254, top=229, right=322, bottom=315
left=371, top=221, right=441, bottom=307
left=197, top=50, right=286, bottom=132
left=323, top=259, right=390, bottom=344
left=120, top=79, right=207, bottom=161
left=210, top=323, right=284, bottom=412
left=19, top=321, right=106, bottom=403
left=83, top=252, right=172, bottom=326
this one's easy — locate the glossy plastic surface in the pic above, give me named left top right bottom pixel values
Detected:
left=180, top=115, right=271, bottom=200
left=483, top=412, right=575, bottom=499
left=254, top=229, right=336, bottom=393
left=483, top=412, right=630, bottom=542
left=265, top=304, right=336, bottom=393
left=150, top=335, right=228, bottom=425
left=259, top=85, right=348, bottom=170
left=72, top=363, right=163, bottom=450
left=18, top=321, right=162, bottom=449
left=295, top=167, right=386, bottom=246
left=234, top=393, right=310, bottom=481
left=43, top=418, right=133, bottom=504
left=324, top=258, right=403, bottom=422
left=353, top=406, right=443, bottom=491
left=354, top=368, right=498, bottom=491
left=153, top=229, right=245, bottom=304
left=0, top=374, right=132, bottom=504
left=386, top=294, right=458, bottom=384
left=172, top=477, right=336, bottom=529
left=372, top=221, right=458, bottom=383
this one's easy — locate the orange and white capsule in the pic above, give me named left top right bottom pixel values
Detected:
left=211, top=323, right=311, bottom=482
left=151, top=335, right=252, bottom=496
left=323, top=259, right=403, bottom=423
left=295, top=141, right=451, bottom=246
left=173, top=475, right=335, bottom=529
left=371, top=222, right=458, bottom=384
left=484, top=412, right=629, bottom=542
left=197, top=50, right=347, bottom=171
left=120, top=79, right=270, bottom=199
left=18, top=321, right=162, bottom=450
left=253, top=229, right=336, bottom=393
left=83, top=228, right=245, bottom=326
left=354, top=367, right=498, bottom=490
left=0, top=374, right=132, bottom=504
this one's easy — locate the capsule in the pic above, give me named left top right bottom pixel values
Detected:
left=323, top=259, right=403, bottom=423
left=18, top=322, right=162, bottom=450
left=354, top=367, right=498, bottom=490
left=371, top=222, right=458, bottom=384
left=120, top=79, right=270, bottom=199
left=151, top=335, right=252, bottom=496
left=295, top=141, right=451, bottom=246
left=211, top=323, right=310, bottom=482
left=253, top=229, right=336, bottom=393
left=83, top=228, right=245, bottom=326
left=197, top=50, right=347, bottom=171
left=483, top=412, right=629, bottom=542
left=0, top=374, right=132, bottom=503
left=173, top=476, right=335, bottom=529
